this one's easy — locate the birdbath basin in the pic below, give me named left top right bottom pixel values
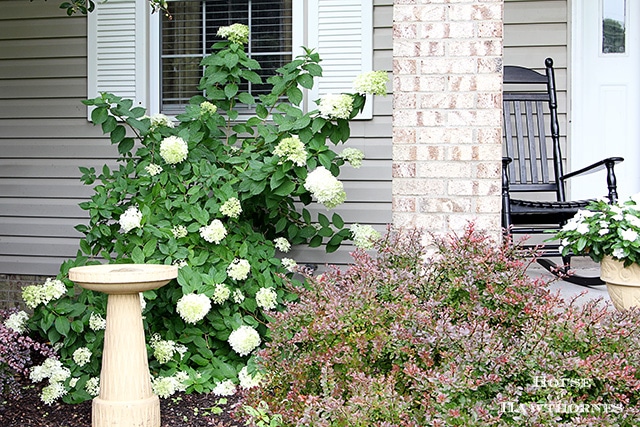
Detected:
left=69, top=264, right=178, bottom=427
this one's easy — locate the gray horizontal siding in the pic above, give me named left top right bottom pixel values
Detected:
left=0, top=0, right=393, bottom=276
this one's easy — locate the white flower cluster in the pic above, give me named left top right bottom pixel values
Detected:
left=200, top=101, right=217, bottom=115
left=281, top=258, right=297, bottom=273
left=227, top=258, right=251, bottom=281
left=160, top=135, right=189, bottom=164
left=233, top=289, right=245, bottom=304
left=353, top=70, right=389, bottom=96
left=255, top=287, right=278, bottom=311
left=85, top=377, right=100, bottom=397
left=228, top=325, right=261, bottom=356
left=217, top=23, right=249, bottom=45
left=151, top=371, right=189, bottom=399
left=72, top=347, right=92, bottom=367
left=22, top=278, right=67, bottom=309
left=200, top=219, right=227, bottom=244
left=119, top=206, right=143, bottom=233
left=30, top=358, right=70, bottom=404
left=220, top=197, right=242, bottom=218
left=212, top=379, right=237, bottom=396
left=211, top=283, right=231, bottom=304
left=273, top=136, right=308, bottom=167
left=147, top=113, right=175, bottom=130
left=319, top=94, right=354, bottom=120
left=4, top=310, right=29, bottom=334
left=304, top=166, right=346, bottom=209
left=339, top=148, right=365, bottom=169
left=150, top=334, right=187, bottom=364
left=274, top=237, right=291, bottom=253
left=172, top=225, right=188, bottom=239
left=89, top=312, right=106, bottom=331
left=350, top=223, right=381, bottom=250
left=176, top=293, right=211, bottom=324
left=238, top=366, right=263, bottom=389
left=145, top=163, right=163, bottom=176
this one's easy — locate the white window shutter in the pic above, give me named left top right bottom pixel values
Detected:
left=87, top=0, right=148, bottom=119
left=307, top=0, right=374, bottom=119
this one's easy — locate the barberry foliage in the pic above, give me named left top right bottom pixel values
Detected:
left=240, top=225, right=640, bottom=426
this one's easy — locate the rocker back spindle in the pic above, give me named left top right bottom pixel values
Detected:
left=503, top=58, right=565, bottom=201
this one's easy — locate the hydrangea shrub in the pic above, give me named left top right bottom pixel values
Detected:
left=240, top=225, right=640, bottom=426
left=22, top=24, right=387, bottom=404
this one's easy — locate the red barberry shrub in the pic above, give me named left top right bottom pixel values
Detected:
left=239, top=224, right=640, bottom=426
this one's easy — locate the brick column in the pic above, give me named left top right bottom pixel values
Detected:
left=392, top=0, right=503, bottom=237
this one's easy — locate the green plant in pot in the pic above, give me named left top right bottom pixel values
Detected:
left=552, top=193, right=640, bottom=310
left=21, top=23, right=387, bottom=404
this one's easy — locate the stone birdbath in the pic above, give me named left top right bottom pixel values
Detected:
left=69, top=264, right=178, bottom=427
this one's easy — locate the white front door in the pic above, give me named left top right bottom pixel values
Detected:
left=571, top=0, right=640, bottom=201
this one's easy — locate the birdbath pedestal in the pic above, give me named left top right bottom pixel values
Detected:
left=69, top=264, right=178, bottom=427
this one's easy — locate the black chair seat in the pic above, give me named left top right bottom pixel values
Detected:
left=509, top=198, right=594, bottom=224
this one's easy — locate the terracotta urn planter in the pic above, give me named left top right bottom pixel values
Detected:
left=600, top=255, right=640, bottom=311
left=69, top=264, right=178, bottom=427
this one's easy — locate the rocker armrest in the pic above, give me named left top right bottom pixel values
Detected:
left=558, top=157, right=624, bottom=181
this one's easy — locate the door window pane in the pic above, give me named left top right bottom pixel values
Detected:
left=603, top=0, right=626, bottom=54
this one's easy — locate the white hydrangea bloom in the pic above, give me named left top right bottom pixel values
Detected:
left=625, top=214, right=640, bottom=228
left=89, top=312, right=106, bottom=331
left=199, top=219, right=227, bottom=244
left=173, top=259, right=188, bottom=269
left=152, top=376, right=179, bottom=399
left=40, top=382, right=67, bottom=405
left=211, top=283, right=231, bottom=304
left=119, top=206, right=143, bottom=233
left=613, top=247, right=626, bottom=259
left=4, top=310, right=29, bottom=334
left=148, top=113, right=175, bottom=130
left=232, top=289, right=245, bottom=304
left=144, top=163, right=163, bottom=176
left=176, top=293, right=211, bottom=324
left=172, top=225, right=188, bottom=239
left=350, top=224, right=381, bottom=250
left=212, top=379, right=237, bottom=396
left=227, top=258, right=251, bottom=281
left=160, top=135, right=189, bottom=164
left=238, top=366, right=263, bottom=389
left=22, top=278, right=67, bottom=309
left=339, top=148, right=365, bottom=169
left=150, top=334, right=178, bottom=364
left=217, top=23, right=249, bottom=44
left=228, top=325, right=261, bottom=356
left=353, top=70, right=389, bottom=96
left=304, top=166, right=346, bottom=209
left=30, top=358, right=70, bottom=384
left=274, top=237, right=291, bottom=253
left=274, top=136, right=308, bottom=167
left=69, top=377, right=79, bottom=388
left=72, top=347, right=92, bottom=367
left=200, top=101, right=217, bottom=115
left=318, top=94, right=354, bottom=120
left=220, top=197, right=242, bottom=218
left=281, top=258, right=297, bottom=273
left=85, top=377, right=100, bottom=397
left=255, top=287, right=278, bottom=311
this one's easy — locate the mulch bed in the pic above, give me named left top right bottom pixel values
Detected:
left=0, top=379, right=243, bottom=427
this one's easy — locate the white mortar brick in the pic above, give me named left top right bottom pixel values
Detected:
left=448, top=180, right=476, bottom=196
left=417, top=162, right=473, bottom=178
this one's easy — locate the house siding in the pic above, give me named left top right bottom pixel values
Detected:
left=504, top=0, right=569, bottom=165
left=0, top=0, right=393, bottom=293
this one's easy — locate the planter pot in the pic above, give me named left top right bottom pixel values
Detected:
left=600, top=255, right=640, bottom=311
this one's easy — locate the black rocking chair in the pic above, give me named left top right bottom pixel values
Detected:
left=502, top=58, right=624, bottom=286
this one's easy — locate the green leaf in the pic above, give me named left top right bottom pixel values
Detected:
left=238, top=92, right=255, bottom=105
left=54, top=316, right=70, bottom=337
left=286, top=87, right=303, bottom=105
left=309, top=235, right=323, bottom=247
left=91, top=107, right=109, bottom=124
left=332, top=213, right=344, bottom=229
left=296, top=73, right=314, bottom=89
left=143, top=239, right=157, bottom=257
left=118, top=138, right=134, bottom=155
left=224, top=83, right=239, bottom=99
left=318, top=213, right=330, bottom=228
left=131, top=246, right=145, bottom=264
left=273, top=180, right=296, bottom=197
left=111, top=125, right=126, bottom=144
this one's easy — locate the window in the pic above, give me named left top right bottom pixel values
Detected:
left=161, top=0, right=293, bottom=113
left=88, top=0, right=373, bottom=118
